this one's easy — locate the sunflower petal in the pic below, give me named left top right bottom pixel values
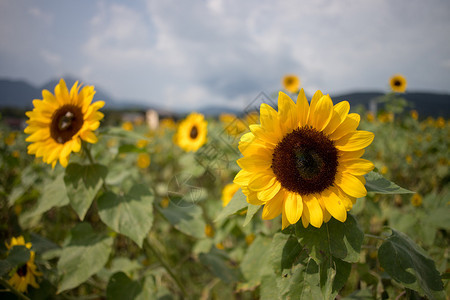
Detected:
left=322, top=188, right=347, bottom=222
left=296, top=89, right=309, bottom=127
left=329, top=113, right=360, bottom=140
left=334, top=172, right=367, bottom=198
left=334, top=131, right=374, bottom=151
left=278, top=92, right=298, bottom=131
left=309, top=95, right=333, bottom=131
left=261, top=190, right=284, bottom=220
left=237, top=156, right=272, bottom=172
left=305, top=196, right=324, bottom=228
left=257, top=180, right=281, bottom=201
left=284, top=192, right=303, bottom=224
left=338, top=158, right=374, bottom=176
left=248, top=173, right=276, bottom=191
left=234, top=169, right=253, bottom=185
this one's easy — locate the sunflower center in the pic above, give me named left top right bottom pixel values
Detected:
left=271, top=126, right=338, bottom=195
left=17, top=264, right=28, bottom=277
left=50, top=105, right=84, bottom=144
left=285, top=78, right=294, bottom=85
left=393, top=80, right=401, bottom=86
left=190, top=125, right=198, bottom=139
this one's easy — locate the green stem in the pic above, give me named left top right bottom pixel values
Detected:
left=82, top=142, right=95, bottom=165
left=0, top=278, right=31, bottom=300
left=364, top=234, right=386, bottom=241
left=143, top=237, right=188, bottom=298
left=82, top=142, right=107, bottom=191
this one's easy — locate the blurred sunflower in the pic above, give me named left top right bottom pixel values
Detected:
left=137, top=153, right=151, bottom=169
left=234, top=90, right=374, bottom=229
left=24, top=79, right=104, bottom=168
left=282, top=74, right=300, bottom=94
left=389, top=74, right=407, bottom=93
left=174, top=112, right=207, bottom=152
left=6, top=236, right=42, bottom=293
left=221, top=182, right=241, bottom=207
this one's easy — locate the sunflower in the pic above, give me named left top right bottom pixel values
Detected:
left=389, top=74, right=407, bottom=93
left=6, top=236, right=42, bottom=293
left=24, top=79, right=104, bottom=168
left=282, top=74, right=300, bottom=94
left=137, top=153, right=151, bottom=169
left=174, top=112, right=207, bottom=152
left=234, top=90, right=374, bottom=229
left=221, top=182, right=241, bottom=207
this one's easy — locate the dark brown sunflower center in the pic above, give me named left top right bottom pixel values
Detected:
left=190, top=125, right=198, bottom=139
left=393, top=80, right=402, bottom=86
left=17, top=264, right=28, bottom=277
left=271, top=126, right=339, bottom=195
left=50, top=105, right=84, bottom=144
left=285, top=78, right=294, bottom=85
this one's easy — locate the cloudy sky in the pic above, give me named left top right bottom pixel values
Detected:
left=1, top=0, right=449, bottom=111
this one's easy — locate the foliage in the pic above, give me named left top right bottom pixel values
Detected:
left=0, top=93, right=448, bottom=299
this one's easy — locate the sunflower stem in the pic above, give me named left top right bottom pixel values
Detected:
left=82, top=142, right=108, bottom=191
left=364, top=233, right=386, bottom=241
left=0, top=278, right=31, bottom=300
left=143, top=237, right=188, bottom=298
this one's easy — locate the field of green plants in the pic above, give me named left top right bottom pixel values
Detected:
left=0, top=84, right=448, bottom=299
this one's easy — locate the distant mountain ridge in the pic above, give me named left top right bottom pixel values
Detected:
left=0, top=78, right=448, bottom=118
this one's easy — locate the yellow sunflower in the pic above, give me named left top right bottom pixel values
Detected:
left=6, top=236, right=42, bottom=293
left=174, top=112, right=207, bottom=152
left=282, top=74, right=300, bottom=94
left=24, top=79, right=104, bottom=168
left=234, top=90, right=375, bottom=229
left=389, top=74, right=407, bottom=93
left=137, top=153, right=151, bottom=169
left=221, top=182, right=241, bottom=207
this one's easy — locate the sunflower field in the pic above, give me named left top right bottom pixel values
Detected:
left=0, top=78, right=448, bottom=300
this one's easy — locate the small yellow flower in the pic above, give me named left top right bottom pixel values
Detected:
left=24, top=79, right=104, bottom=168
left=122, top=121, right=134, bottom=131
left=366, top=112, right=374, bottom=123
left=221, top=182, right=241, bottom=207
left=405, top=155, right=412, bottom=164
left=137, top=153, right=151, bottom=169
left=174, top=112, right=207, bottom=152
left=160, top=118, right=176, bottom=130
left=436, top=117, right=445, bottom=128
left=4, top=132, right=17, bottom=146
left=12, top=150, right=20, bottom=158
left=380, top=165, right=388, bottom=175
left=6, top=236, right=42, bottom=293
left=389, top=74, right=407, bottom=93
left=378, top=112, right=394, bottom=123
left=410, top=110, right=418, bottom=120
left=245, top=234, right=255, bottom=245
left=282, top=74, right=300, bottom=94
left=215, top=242, right=225, bottom=250
left=411, top=194, right=422, bottom=207
left=136, top=139, right=148, bottom=149
left=205, top=224, right=215, bottom=238
left=160, top=197, right=170, bottom=208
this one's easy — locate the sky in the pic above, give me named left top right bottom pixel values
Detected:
left=1, top=0, right=449, bottom=111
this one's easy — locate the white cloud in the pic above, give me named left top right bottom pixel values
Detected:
left=28, top=7, right=53, bottom=25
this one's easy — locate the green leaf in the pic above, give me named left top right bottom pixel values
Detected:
left=198, top=249, right=242, bottom=284
left=157, top=202, right=206, bottom=238
left=57, top=223, right=113, bottom=293
left=106, top=272, right=155, bottom=300
left=378, top=229, right=445, bottom=300
left=98, top=185, right=154, bottom=247
left=0, top=246, right=31, bottom=276
left=118, top=144, right=146, bottom=154
left=243, top=204, right=261, bottom=227
left=64, top=163, right=108, bottom=220
left=295, top=214, right=364, bottom=263
left=239, top=236, right=272, bottom=289
left=214, top=188, right=247, bottom=222
left=19, top=174, right=69, bottom=228
left=364, top=171, right=414, bottom=194
left=269, top=233, right=306, bottom=275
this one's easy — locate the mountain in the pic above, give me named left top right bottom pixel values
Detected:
left=0, top=77, right=117, bottom=109
left=0, top=78, right=449, bottom=118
